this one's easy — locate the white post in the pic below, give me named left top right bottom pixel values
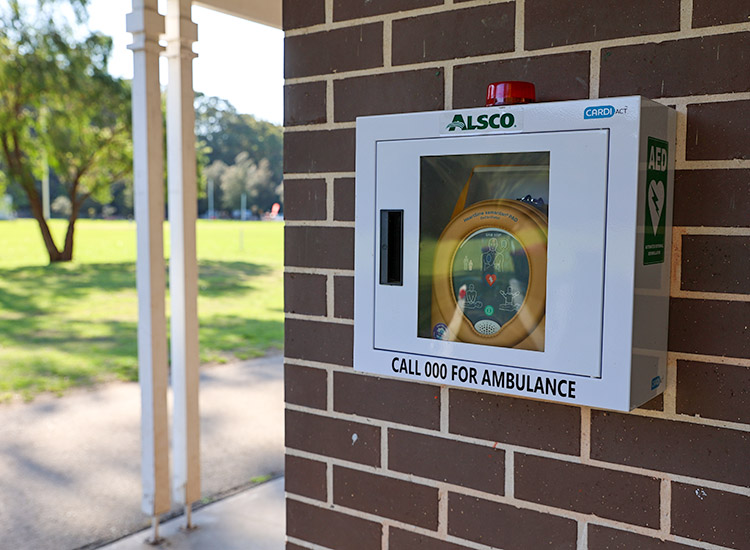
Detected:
left=165, top=0, right=201, bottom=522
left=127, top=0, right=171, bottom=534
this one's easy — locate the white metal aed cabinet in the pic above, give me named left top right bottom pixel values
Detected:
left=354, top=96, right=676, bottom=411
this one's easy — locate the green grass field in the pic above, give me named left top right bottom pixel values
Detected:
left=0, top=219, right=283, bottom=401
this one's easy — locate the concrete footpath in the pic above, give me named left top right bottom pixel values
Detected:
left=0, top=355, right=284, bottom=550
left=101, top=477, right=284, bottom=550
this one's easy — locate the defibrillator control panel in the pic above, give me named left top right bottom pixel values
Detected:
left=354, top=96, right=676, bottom=411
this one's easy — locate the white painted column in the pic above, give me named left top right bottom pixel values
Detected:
left=165, top=0, right=201, bottom=516
left=127, top=0, right=171, bottom=523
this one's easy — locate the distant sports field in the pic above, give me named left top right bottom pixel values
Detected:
left=0, top=219, right=283, bottom=401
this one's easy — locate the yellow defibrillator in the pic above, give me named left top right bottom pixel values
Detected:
left=430, top=166, right=548, bottom=351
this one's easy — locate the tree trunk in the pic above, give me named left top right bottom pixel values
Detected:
left=1, top=131, right=63, bottom=263
left=26, top=182, right=64, bottom=263
left=60, top=205, right=79, bottom=262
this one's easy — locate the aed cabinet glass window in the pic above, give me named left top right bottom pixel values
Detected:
left=417, top=153, right=550, bottom=352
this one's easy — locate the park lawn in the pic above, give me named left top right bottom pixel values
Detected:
left=0, top=218, right=283, bottom=402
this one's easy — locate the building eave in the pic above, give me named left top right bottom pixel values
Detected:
left=193, top=0, right=281, bottom=29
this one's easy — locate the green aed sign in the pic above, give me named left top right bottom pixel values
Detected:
left=643, top=137, right=668, bottom=265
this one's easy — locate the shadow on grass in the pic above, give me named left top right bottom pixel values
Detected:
left=0, top=260, right=273, bottom=311
left=199, top=315, right=284, bottom=362
left=0, top=260, right=281, bottom=400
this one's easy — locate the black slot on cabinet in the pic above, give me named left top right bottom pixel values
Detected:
left=380, top=210, right=404, bottom=286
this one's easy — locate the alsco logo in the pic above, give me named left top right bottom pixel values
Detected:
left=446, top=112, right=516, bottom=131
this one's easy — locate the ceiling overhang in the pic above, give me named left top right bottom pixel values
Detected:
left=193, top=0, right=282, bottom=29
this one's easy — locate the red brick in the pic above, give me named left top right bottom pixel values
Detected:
left=390, top=527, right=474, bottom=550
left=673, top=169, right=750, bottom=228
left=671, top=482, right=750, bottom=549
left=334, top=372, right=440, bottom=429
left=392, top=4, right=515, bottom=66
left=591, top=411, right=750, bottom=486
left=334, top=69, right=444, bottom=122
left=334, top=0, right=442, bottom=21
left=515, top=454, right=660, bottom=527
left=285, top=23, right=383, bottom=78
left=284, top=82, right=326, bottom=127
left=681, top=235, right=750, bottom=294
left=693, top=0, right=750, bottom=27
left=589, top=525, right=697, bottom=550
left=285, top=319, right=353, bottom=367
left=389, top=429, right=504, bottom=494
left=333, top=178, right=354, bottom=222
left=525, top=0, right=679, bottom=50
left=449, top=390, right=581, bottom=455
left=333, top=276, right=353, bottom=319
left=600, top=33, right=750, bottom=98
left=454, top=52, right=590, bottom=108
left=334, top=466, right=439, bottom=529
left=285, top=226, right=354, bottom=270
left=285, top=363, right=327, bottom=410
left=286, top=455, right=327, bottom=501
left=686, top=100, right=750, bottom=161
left=283, top=0, right=325, bottom=30
left=638, top=393, right=664, bottom=412
left=668, top=298, right=750, bottom=359
left=287, top=499, right=381, bottom=550
left=448, top=492, right=577, bottom=549
left=284, top=129, right=355, bottom=173
left=677, top=360, right=750, bottom=424
left=285, top=409, right=380, bottom=466
left=283, top=179, right=326, bottom=221
left=284, top=272, right=327, bottom=316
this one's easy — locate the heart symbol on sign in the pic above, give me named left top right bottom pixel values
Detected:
left=648, top=179, right=665, bottom=235
left=485, top=274, right=497, bottom=286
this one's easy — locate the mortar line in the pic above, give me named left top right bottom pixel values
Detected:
left=444, top=64, right=454, bottom=110
left=440, top=386, right=450, bottom=433
left=589, top=46, right=601, bottom=99
left=577, top=519, right=588, bottom=550
left=580, top=407, right=591, bottom=461
left=680, top=0, right=694, bottom=32
left=660, top=478, right=672, bottom=534
left=514, top=0, right=525, bottom=53
left=326, top=79, right=335, bottom=125
left=664, top=357, right=678, bottom=415
left=325, top=0, right=333, bottom=24
left=326, top=273, right=335, bottom=319
left=504, top=449, right=514, bottom=499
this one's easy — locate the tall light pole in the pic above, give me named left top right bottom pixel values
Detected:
left=207, top=177, right=214, bottom=219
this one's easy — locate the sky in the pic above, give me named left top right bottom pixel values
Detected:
left=85, top=0, right=284, bottom=124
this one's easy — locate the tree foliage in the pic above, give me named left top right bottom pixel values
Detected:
left=217, top=152, right=274, bottom=214
left=195, top=94, right=282, bottom=215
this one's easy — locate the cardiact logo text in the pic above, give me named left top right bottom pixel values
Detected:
left=584, top=105, right=615, bottom=119
left=446, top=112, right=516, bottom=131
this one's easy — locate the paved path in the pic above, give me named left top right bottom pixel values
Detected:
left=0, top=355, right=284, bottom=550
left=101, top=477, right=284, bottom=550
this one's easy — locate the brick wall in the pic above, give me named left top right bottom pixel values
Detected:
left=282, top=1, right=750, bottom=549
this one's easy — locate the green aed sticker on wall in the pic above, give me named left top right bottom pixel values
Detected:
left=644, top=137, right=668, bottom=265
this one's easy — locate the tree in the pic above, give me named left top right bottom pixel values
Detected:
left=218, top=153, right=275, bottom=215
left=0, top=0, right=131, bottom=262
left=195, top=93, right=283, bottom=196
